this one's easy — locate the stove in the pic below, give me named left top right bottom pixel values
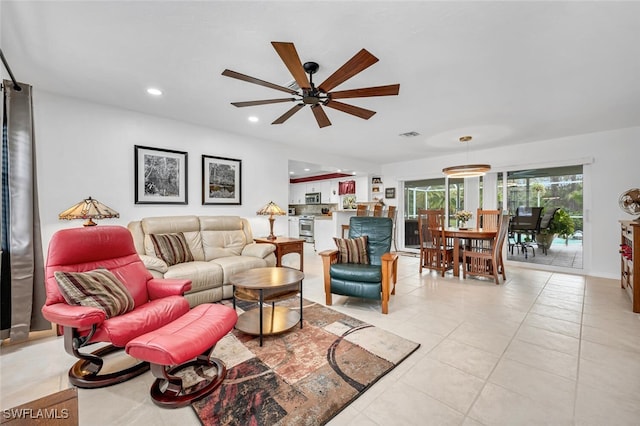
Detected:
left=298, top=215, right=315, bottom=243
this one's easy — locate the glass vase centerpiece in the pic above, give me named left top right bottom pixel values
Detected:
left=454, top=210, right=473, bottom=229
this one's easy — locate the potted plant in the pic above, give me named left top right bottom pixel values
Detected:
left=536, top=208, right=575, bottom=249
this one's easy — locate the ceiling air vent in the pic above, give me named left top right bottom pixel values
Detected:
left=284, top=80, right=300, bottom=91
left=399, top=131, right=420, bottom=137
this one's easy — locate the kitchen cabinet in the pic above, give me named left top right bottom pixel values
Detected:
left=288, top=217, right=299, bottom=238
left=320, top=180, right=332, bottom=203
left=306, top=183, right=320, bottom=193
left=289, top=183, right=306, bottom=205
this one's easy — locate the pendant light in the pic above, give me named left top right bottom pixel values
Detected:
left=442, top=136, right=491, bottom=177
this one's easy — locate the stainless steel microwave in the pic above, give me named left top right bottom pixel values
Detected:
left=305, top=192, right=321, bottom=204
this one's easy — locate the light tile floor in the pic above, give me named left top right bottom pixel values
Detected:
left=1, top=244, right=639, bottom=425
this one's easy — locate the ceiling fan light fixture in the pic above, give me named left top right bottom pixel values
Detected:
left=442, top=136, right=491, bottom=177
left=222, top=42, right=400, bottom=128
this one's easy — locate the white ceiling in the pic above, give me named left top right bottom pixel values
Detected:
left=2, top=1, right=639, bottom=178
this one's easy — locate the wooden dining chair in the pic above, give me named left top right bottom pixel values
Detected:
left=462, top=213, right=510, bottom=284
left=474, top=209, right=501, bottom=251
left=372, top=204, right=383, bottom=217
left=477, top=209, right=500, bottom=230
left=386, top=205, right=396, bottom=219
left=418, top=209, right=453, bottom=276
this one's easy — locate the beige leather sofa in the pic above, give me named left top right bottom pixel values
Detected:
left=128, top=215, right=276, bottom=307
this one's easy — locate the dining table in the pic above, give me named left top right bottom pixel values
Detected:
left=444, top=227, right=498, bottom=277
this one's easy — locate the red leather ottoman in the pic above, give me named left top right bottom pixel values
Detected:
left=125, top=303, right=237, bottom=408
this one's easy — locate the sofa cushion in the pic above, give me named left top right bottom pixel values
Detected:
left=330, top=263, right=381, bottom=283
left=163, top=261, right=224, bottom=294
left=54, top=269, right=135, bottom=318
left=200, top=216, right=252, bottom=260
left=212, top=256, right=270, bottom=284
left=141, top=215, right=204, bottom=261
left=333, top=236, right=369, bottom=264
left=241, top=243, right=276, bottom=258
left=150, top=232, right=194, bottom=266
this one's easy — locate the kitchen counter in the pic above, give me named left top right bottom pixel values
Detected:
left=313, top=210, right=358, bottom=252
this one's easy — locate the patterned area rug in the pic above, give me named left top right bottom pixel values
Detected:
left=191, top=299, right=420, bottom=425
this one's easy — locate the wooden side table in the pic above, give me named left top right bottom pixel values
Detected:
left=231, top=267, right=304, bottom=346
left=254, top=236, right=304, bottom=271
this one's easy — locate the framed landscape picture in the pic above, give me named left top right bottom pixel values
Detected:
left=202, top=155, right=241, bottom=205
left=134, top=145, right=188, bottom=204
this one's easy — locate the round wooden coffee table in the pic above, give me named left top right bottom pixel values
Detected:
left=230, top=267, right=304, bottom=346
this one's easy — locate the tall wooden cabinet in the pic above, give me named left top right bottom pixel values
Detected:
left=620, top=220, right=640, bottom=313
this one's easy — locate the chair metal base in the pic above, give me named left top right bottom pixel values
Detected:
left=68, top=344, right=150, bottom=389
left=149, top=354, right=226, bottom=409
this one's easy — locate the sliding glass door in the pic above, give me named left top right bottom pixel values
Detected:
left=400, top=164, right=583, bottom=271
left=503, top=165, right=583, bottom=269
left=403, top=178, right=446, bottom=249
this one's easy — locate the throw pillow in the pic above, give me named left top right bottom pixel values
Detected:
left=54, top=269, right=135, bottom=318
left=333, top=236, right=369, bottom=264
left=149, top=232, right=194, bottom=266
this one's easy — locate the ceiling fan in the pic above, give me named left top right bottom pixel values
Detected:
left=221, top=41, right=400, bottom=128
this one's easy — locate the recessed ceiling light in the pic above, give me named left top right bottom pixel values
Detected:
left=289, top=171, right=294, bottom=175
left=304, top=168, right=310, bottom=172
left=337, top=169, right=342, bottom=172
left=146, top=87, right=163, bottom=96
left=352, top=171, right=357, bottom=175
left=248, top=116, right=259, bottom=123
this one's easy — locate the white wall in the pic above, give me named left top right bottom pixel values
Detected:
left=33, top=91, right=339, bottom=249
left=381, top=127, right=640, bottom=278
left=32, top=90, right=638, bottom=278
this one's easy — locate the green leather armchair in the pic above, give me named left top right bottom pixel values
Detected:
left=319, top=216, right=398, bottom=314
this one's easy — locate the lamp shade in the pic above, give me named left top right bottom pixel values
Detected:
left=256, top=201, right=286, bottom=216
left=59, top=196, right=119, bottom=226
left=257, top=201, right=286, bottom=240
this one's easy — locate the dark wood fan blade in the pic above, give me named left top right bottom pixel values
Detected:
left=329, top=84, right=400, bottom=99
left=324, top=100, right=376, bottom=120
left=311, top=104, right=331, bottom=128
left=222, top=69, right=298, bottom=95
left=318, top=49, right=379, bottom=93
left=272, top=104, right=305, bottom=124
left=231, top=98, right=296, bottom=107
left=271, top=42, right=310, bottom=90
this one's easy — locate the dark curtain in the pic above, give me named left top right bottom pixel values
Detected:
left=338, top=180, right=356, bottom=195
left=1, top=80, right=49, bottom=342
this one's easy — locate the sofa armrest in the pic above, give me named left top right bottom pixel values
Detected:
left=41, top=303, right=106, bottom=328
left=241, top=242, right=276, bottom=259
left=139, top=254, right=169, bottom=274
left=147, top=278, right=192, bottom=300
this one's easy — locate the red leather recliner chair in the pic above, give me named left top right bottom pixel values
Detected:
left=42, top=226, right=192, bottom=388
